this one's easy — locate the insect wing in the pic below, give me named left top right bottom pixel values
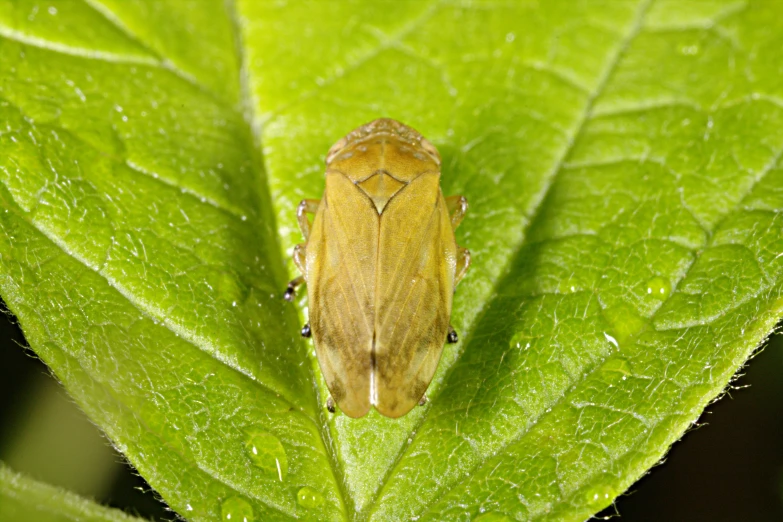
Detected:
left=374, top=172, right=457, bottom=417
left=307, top=172, right=378, bottom=418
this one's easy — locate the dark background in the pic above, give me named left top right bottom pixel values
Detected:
left=1, top=302, right=781, bottom=521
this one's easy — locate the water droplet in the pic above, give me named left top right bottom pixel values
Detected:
left=473, top=512, right=513, bottom=522
left=221, top=497, right=254, bottom=522
left=296, top=486, right=324, bottom=509
left=602, top=304, right=649, bottom=343
left=244, top=431, right=288, bottom=481
left=645, top=276, right=671, bottom=300
left=583, top=484, right=614, bottom=507
left=603, top=332, right=619, bottom=349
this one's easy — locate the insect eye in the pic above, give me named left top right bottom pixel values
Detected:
left=325, top=137, right=348, bottom=165
left=420, top=137, right=441, bottom=165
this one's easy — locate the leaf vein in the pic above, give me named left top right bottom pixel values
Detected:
left=226, top=0, right=351, bottom=517
left=0, top=26, right=158, bottom=66
left=0, top=191, right=310, bottom=419
left=417, top=41, right=783, bottom=522
left=79, top=0, right=211, bottom=94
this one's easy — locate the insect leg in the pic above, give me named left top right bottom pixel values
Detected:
left=455, top=246, right=471, bottom=287
left=301, top=323, right=311, bottom=337
left=445, top=195, right=468, bottom=230
left=297, top=199, right=320, bottom=240
left=284, top=276, right=304, bottom=301
left=447, top=325, right=459, bottom=343
left=292, top=243, right=306, bottom=275
left=284, top=244, right=308, bottom=301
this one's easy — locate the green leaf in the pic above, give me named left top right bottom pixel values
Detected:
left=1, top=1, right=782, bottom=521
left=0, top=463, right=145, bottom=522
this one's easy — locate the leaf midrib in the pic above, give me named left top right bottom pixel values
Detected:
left=238, top=1, right=455, bottom=516
left=224, top=0, right=354, bottom=517
left=258, top=0, right=443, bottom=126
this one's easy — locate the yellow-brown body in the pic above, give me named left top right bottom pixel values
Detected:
left=287, top=119, right=470, bottom=418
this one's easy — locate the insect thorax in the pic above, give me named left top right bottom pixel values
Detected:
left=325, top=119, right=442, bottom=214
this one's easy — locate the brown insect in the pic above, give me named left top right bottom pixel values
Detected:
left=285, top=119, right=470, bottom=418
